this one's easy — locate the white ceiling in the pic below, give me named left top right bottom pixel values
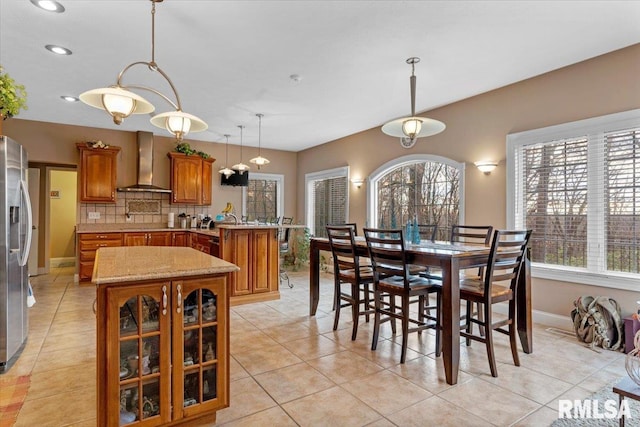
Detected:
left=1, top=1, right=639, bottom=152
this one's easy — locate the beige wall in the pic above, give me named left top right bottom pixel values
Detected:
left=2, top=121, right=299, bottom=222
left=49, top=170, right=77, bottom=258
left=296, top=43, right=640, bottom=319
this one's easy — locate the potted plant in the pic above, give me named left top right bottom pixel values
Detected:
left=0, top=66, right=28, bottom=129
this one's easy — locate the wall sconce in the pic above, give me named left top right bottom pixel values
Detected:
left=474, top=161, right=498, bottom=175
left=351, top=178, right=364, bottom=189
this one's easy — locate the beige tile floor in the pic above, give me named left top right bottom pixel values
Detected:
left=1, top=266, right=627, bottom=426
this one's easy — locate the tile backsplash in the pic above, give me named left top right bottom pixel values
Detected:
left=80, top=192, right=212, bottom=225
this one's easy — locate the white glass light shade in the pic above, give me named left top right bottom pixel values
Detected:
left=402, top=118, right=422, bottom=139
left=150, top=111, right=207, bottom=140
left=79, top=87, right=154, bottom=125
left=382, top=116, right=445, bottom=139
left=249, top=156, right=270, bottom=169
left=219, top=167, right=235, bottom=177
left=474, top=161, right=498, bottom=174
left=232, top=162, right=250, bottom=171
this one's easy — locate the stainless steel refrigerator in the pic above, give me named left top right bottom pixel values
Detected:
left=0, top=136, right=32, bottom=370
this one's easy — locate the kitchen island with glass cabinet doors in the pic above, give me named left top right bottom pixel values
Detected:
left=92, top=246, right=238, bottom=426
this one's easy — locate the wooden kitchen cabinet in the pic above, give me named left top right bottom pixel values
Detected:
left=97, top=275, right=229, bottom=426
left=218, top=227, right=279, bottom=304
left=124, top=231, right=172, bottom=246
left=172, top=231, right=189, bottom=247
left=77, top=232, right=123, bottom=282
left=192, top=233, right=214, bottom=255
left=167, top=152, right=215, bottom=205
left=77, top=143, right=121, bottom=203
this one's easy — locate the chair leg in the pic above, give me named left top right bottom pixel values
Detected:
left=351, top=283, right=359, bottom=341
left=435, top=291, right=442, bottom=357
left=371, top=290, right=381, bottom=351
left=508, top=301, right=520, bottom=367
left=390, top=295, right=397, bottom=334
left=417, top=295, right=425, bottom=335
left=484, top=303, right=498, bottom=377
left=476, top=302, right=485, bottom=336
left=400, top=294, right=410, bottom=363
left=465, top=301, right=472, bottom=346
left=365, top=284, right=372, bottom=323
left=333, top=280, right=341, bottom=331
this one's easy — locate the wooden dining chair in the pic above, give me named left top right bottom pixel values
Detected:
left=363, top=227, right=441, bottom=363
left=281, top=216, right=293, bottom=225
left=326, top=226, right=375, bottom=340
left=327, top=222, right=358, bottom=236
left=459, top=229, right=532, bottom=377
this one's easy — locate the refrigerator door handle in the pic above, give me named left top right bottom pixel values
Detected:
left=19, top=179, right=33, bottom=267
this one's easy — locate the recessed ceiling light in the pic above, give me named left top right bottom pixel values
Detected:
left=30, top=0, right=65, bottom=13
left=60, top=96, right=79, bottom=102
left=45, top=44, right=72, bottom=55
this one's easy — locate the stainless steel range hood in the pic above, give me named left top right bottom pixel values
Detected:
left=117, top=131, right=172, bottom=193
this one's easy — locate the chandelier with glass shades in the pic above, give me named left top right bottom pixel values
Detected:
left=219, top=134, right=235, bottom=177
left=381, top=57, right=445, bottom=149
left=250, top=113, right=270, bottom=169
left=232, top=125, right=250, bottom=172
left=79, top=0, right=207, bottom=141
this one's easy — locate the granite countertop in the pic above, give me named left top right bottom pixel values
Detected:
left=76, top=223, right=285, bottom=234
left=92, top=246, right=239, bottom=285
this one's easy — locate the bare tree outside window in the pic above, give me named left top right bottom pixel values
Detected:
left=246, top=178, right=277, bottom=221
left=377, top=161, right=460, bottom=240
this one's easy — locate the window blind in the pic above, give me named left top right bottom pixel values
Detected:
left=310, top=176, right=347, bottom=238
left=510, top=111, right=640, bottom=280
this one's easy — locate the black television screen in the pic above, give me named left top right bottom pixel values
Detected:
left=221, top=170, right=249, bottom=186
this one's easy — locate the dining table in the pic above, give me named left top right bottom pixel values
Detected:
left=308, top=237, right=532, bottom=385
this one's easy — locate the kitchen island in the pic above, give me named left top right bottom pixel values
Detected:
left=93, top=246, right=238, bottom=426
left=77, top=223, right=281, bottom=306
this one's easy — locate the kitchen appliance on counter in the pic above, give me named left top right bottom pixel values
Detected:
left=0, top=136, right=32, bottom=370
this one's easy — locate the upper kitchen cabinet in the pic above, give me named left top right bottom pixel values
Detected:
left=167, top=152, right=215, bottom=205
left=77, top=143, right=121, bottom=203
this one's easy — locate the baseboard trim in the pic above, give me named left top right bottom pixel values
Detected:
left=492, top=303, right=573, bottom=332
left=50, top=257, right=76, bottom=268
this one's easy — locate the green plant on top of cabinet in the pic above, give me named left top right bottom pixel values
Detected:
left=77, top=143, right=121, bottom=203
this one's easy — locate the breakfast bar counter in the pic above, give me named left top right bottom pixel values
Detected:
left=93, top=246, right=238, bottom=426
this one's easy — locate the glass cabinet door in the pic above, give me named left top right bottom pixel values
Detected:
left=108, top=284, right=171, bottom=426
left=174, top=277, right=228, bottom=418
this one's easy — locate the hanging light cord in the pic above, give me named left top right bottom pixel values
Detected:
left=409, top=58, right=417, bottom=117
left=257, top=113, right=263, bottom=155
left=113, top=0, right=183, bottom=111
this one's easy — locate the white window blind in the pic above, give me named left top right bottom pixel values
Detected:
left=508, top=109, right=640, bottom=289
left=305, top=166, right=349, bottom=238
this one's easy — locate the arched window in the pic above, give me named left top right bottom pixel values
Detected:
left=368, top=154, right=464, bottom=240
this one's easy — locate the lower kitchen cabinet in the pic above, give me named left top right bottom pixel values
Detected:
left=97, top=276, right=229, bottom=426
left=124, top=232, right=172, bottom=246
left=218, top=227, right=279, bottom=304
left=78, top=233, right=123, bottom=282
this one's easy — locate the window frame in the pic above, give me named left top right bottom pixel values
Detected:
left=242, top=172, right=284, bottom=220
left=305, top=166, right=350, bottom=236
left=507, top=109, right=640, bottom=291
left=367, top=154, right=465, bottom=229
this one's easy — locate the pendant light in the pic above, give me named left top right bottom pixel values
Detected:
left=381, top=57, right=445, bottom=149
left=219, top=134, right=235, bottom=177
left=250, top=113, right=270, bottom=169
left=79, top=0, right=207, bottom=141
left=232, top=125, right=250, bottom=171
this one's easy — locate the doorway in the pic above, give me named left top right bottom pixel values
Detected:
left=47, top=169, right=77, bottom=268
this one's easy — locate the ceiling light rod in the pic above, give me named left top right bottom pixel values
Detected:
left=219, top=134, right=235, bottom=177
left=79, top=0, right=207, bottom=141
left=381, top=56, right=445, bottom=149
left=232, top=125, right=250, bottom=171
left=250, top=113, right=270, bottom=169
